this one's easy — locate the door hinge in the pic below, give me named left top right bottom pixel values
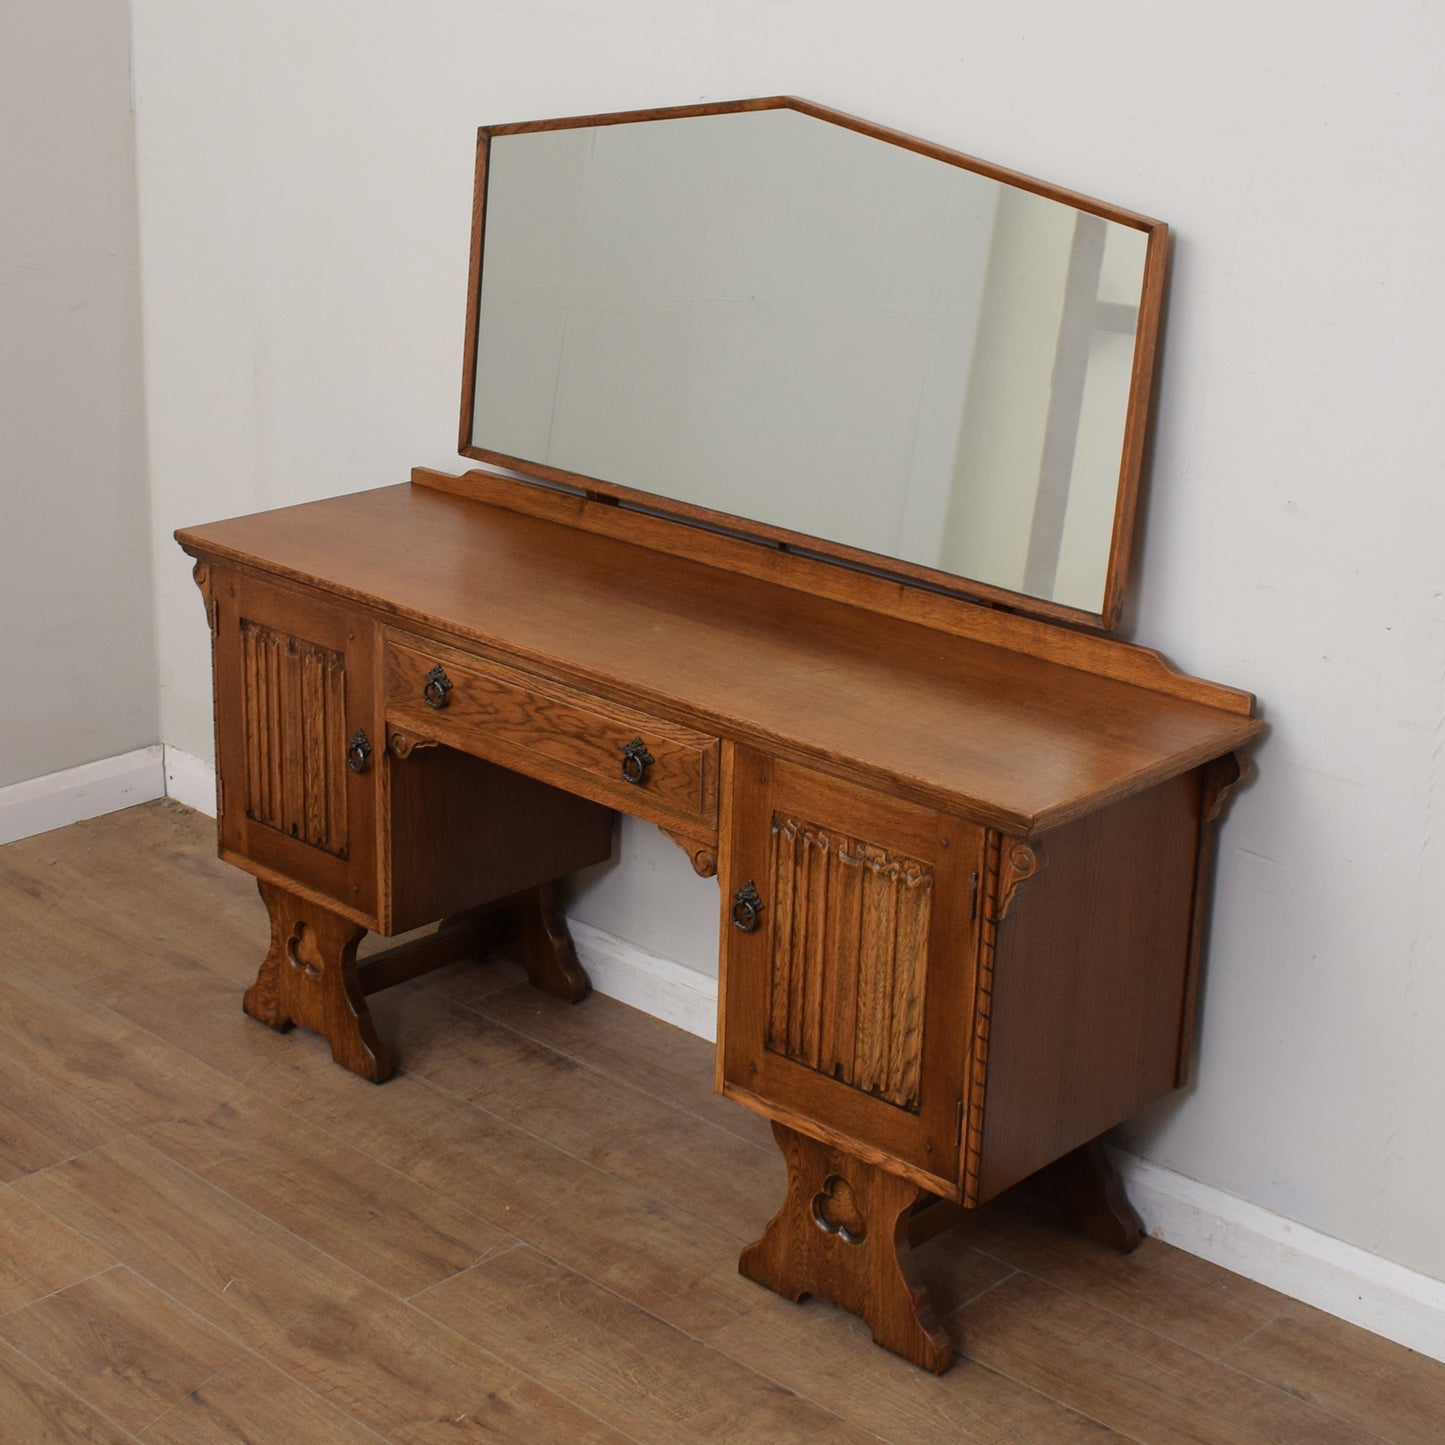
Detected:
left=968, top=869, right=979, bottom=922
left=955, top=1096, right=965, bottom=1146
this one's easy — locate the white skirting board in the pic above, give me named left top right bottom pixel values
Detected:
left=570, top=919, right=720, bottom=1044
left=163, top=745, right=219, bottom=816
left=1111, top=1152, right=1445, bottom=1364
left=8, top=747, right=1440, bottom=1364
left=0, top=745, right=166, bottom=845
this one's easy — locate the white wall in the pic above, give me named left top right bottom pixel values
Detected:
left=0, top=0, right=156, bottom=787
left=131, top=0, right=1445, bottom=1291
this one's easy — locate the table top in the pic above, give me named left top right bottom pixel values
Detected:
left=178, top=480, right=1261, bottom=835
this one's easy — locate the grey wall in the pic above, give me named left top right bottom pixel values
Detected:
left=0, top=0, right=157, bottom=788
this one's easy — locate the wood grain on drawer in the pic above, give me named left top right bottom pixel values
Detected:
left=385, top=634, right=718, bottom=834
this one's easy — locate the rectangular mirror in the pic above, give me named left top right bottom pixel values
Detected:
left=460, top=97, right=1167, bottom=629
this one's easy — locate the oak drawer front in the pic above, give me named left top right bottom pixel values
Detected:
left=386, top=636, right=719, bottom=832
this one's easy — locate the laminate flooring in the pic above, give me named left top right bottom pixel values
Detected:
left=1, top=801, right=1441, bottom=1442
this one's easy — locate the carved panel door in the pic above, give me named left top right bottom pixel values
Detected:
left=719, top=747, right=984, bottom=1198
left=209, top=569, right=380, bottom=924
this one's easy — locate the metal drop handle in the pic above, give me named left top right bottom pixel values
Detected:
left=731, top=880, right=764, bottom=932
left=621, top=737, right=654, bottom=784
left=422, top=665, right=453, bottom=710
left=346, top=728, right=372, bottom=774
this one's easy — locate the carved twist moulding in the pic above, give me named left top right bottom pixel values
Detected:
left=176, top=95, right=1261, bottom=1373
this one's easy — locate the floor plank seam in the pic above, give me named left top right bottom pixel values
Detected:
left=946, top=1278, right=1405, bottom=1445
left=1210, top=1345, right=1402, bottom=1445
left=938, top=1263, right=1017, bottom=1324
left=1212, top=1308, right=1288, bottom=1363
left=131, top=1359, right=231, bottom=1440
left=929, top=1341, right=1143, bottom=1445
left=399, top=1264, right=659, bottom=1444
left=403, top=1237, right=528, bottom=1302
left=0, top=1328, right=147, bottom=1443
left=4, top=1234, right=390, bottom=1445
left=408, top=1238, right=879, bottom=1444
left=396, top=1068, right=767, bottom=1247
left=462, top=991, right=778, bottom=1156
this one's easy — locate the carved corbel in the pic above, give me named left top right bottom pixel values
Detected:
left=995, top=838, right=1044, bottom=921
left=1201, top=751, right=1249, bottom=823
left=191, top=561, right=219, bottom=638
left=658, top=826, right=718, bottom=878
left=388, top=730, right=442, bottom=761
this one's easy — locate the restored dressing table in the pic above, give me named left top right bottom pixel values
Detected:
left=178, top=98, right=1261, bottom=1373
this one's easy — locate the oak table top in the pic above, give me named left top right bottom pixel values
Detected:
left=178, top=477, right=1261, bottom=837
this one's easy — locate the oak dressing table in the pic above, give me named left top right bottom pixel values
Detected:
left=178, top=98, right=1261, bottom=1373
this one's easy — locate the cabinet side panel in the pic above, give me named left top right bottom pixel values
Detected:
left=975, top=770, right=1201, bottom=1202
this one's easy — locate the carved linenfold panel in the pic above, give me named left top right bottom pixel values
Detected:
left=240, top=619, right=349, bottom=858
left=766, top=813, right=933, bottom=1112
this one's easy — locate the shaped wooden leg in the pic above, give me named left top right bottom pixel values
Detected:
left=1023, top=1138, right=1145, bottom=1252
left=244, top=881, right=392, bottom=1082
left=502, top=880, right=591, bottom=1003
left=739, top=1122, right=953, bottom=1373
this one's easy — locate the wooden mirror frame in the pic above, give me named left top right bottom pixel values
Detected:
left=458, top=96, right=1169, bottom=631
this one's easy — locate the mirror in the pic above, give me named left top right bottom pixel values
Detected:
left=460, top=98, right=1166, bottom=628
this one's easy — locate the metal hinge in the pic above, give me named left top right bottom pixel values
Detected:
left=968, top=870, right=979, bottom=922
left=955, top=1096, right=965, bottom=1146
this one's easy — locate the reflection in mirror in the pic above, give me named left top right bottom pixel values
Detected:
left=465, top=100, right=1163, bottom=625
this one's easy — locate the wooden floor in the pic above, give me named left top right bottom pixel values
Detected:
left=1, top=803, right=1443, bottom=1442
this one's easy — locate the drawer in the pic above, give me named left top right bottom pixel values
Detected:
left=385, top=634, right=718, bottom=834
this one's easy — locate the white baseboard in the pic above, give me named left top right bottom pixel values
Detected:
left=570, top=919, right=720, bottom=1042
left=30, top=746, right=1442, bottom=1363
left=163, top=746, right=218, bottom=816
left=0, top=746, right=166, bottom=845
left=1112, top=1151, right=1445, bottom=1364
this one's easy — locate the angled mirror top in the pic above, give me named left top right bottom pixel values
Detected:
left=461, top=97, right=1167, bottom=628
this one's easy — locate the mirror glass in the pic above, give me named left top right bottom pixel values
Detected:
left=463, top=100, right=1164, bottom=626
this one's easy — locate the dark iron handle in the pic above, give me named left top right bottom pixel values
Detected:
left=731, top=880, right=764, bottom=933
left=422, top=665, right=453, bottom=710
left=346, top=728, right=372, bottom=775
left=621, top=737, right=655, bottom=785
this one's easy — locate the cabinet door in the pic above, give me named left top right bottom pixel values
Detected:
left=210, top=570, right=379, bottom=923
left=720, top=748, right=983, bottom=1197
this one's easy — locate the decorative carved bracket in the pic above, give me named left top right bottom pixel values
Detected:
left=1202, top=751, right=1249, bottom=823
left=191, top=561, right=219, bottom=638
left=388, top=730, right=442, bottom=761
left=995, top=839, right=1044, bottom=921
left=658, top=826, right=718, bottom=878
